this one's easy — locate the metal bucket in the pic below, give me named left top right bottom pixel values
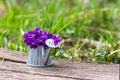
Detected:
left=27, top=46, right=52, bottom=67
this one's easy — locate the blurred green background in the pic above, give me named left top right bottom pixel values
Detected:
left=0, top=0, right=120, bottom=63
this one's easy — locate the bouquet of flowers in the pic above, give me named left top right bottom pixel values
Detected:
left=23, top=28, right=61, bottom=49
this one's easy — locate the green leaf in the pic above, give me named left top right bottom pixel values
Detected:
left=105, top=34, right=113, bottom=47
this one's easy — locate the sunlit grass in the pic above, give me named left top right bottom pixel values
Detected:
left=0, top=0, right=120, bottom=63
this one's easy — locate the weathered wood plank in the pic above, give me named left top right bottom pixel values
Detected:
left=0, top=48, right=27, bottom=61
left=0, top=48, right=119, bottom=80
left=0, top=69, right=75, bottom=80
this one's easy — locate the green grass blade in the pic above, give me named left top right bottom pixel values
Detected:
left=51, top=16, right=64, bottom=34
left=56, top=13, right=77, bottom=34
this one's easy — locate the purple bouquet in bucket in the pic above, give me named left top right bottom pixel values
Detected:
left=23, top=28, right=61, bottom=67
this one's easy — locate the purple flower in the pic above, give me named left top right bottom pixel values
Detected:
left=23, top=28, right=61, bottom=49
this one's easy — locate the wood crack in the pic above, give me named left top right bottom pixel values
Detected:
left=0, top=68, right=91, bottom=80
left=0, top=57, right=26, bottom=64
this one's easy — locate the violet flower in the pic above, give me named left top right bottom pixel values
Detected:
left=23, top=28, right=61, bottom=49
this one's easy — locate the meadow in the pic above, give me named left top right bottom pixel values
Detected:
left=0, top=0, right=120, bottom=63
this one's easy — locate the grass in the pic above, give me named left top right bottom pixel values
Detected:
left=0, top=0, right=120, bottom=63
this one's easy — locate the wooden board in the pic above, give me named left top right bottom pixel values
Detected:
left=0, top=48, right=119, bottom=80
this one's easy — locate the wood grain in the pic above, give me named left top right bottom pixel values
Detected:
left=0, top=48, right=119, bottom=80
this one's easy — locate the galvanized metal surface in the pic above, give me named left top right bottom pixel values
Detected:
left=27, top=46, right=52, bottom=67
